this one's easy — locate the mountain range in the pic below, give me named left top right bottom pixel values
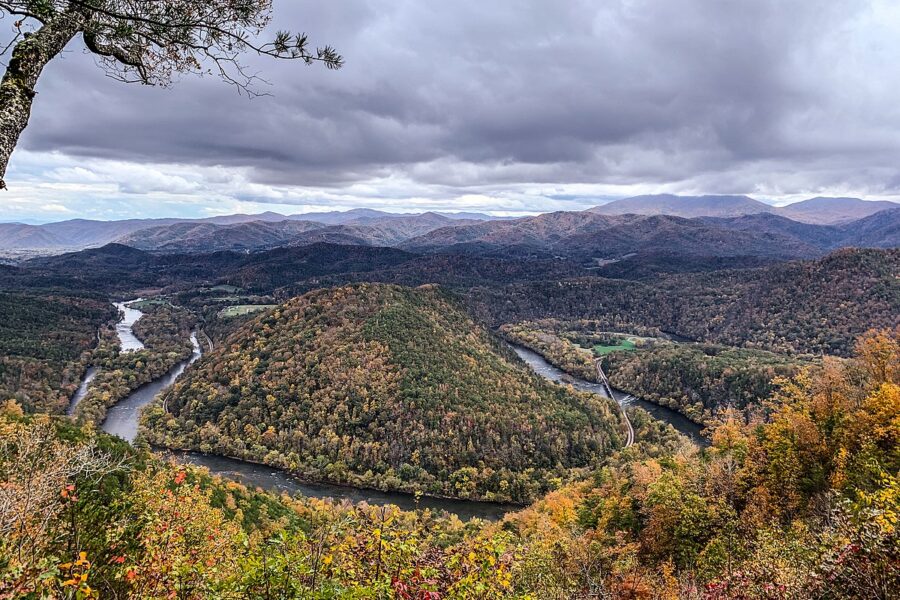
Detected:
left=1, top=198, right=897, bottom=268
left=115, top=212, right=485, bottom=253
left=590, top=194, right=899, bottom=223
left=0, top=208, right=499, bottom=252
left=402, top=208, right=900, bottom=260
left=1, top=211, right=896, bottom=279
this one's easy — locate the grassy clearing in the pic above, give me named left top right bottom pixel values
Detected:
left=128, top=298, right=170, bottom=310
left=210, top=284, right=242, bottom=293
left=593, top=338, right=637, bottom=355
left=218, top=304, right=277, bottom=318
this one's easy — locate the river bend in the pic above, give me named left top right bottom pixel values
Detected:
left=85, top=304, right=705, bottom=521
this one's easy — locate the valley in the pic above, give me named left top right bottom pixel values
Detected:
left=2, top=201, right=897, bottom=598
left=88, top=298, right=522, bottom=520
left=78, top=295, right=705, bottom=519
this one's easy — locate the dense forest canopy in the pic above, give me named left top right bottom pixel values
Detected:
left=490, top=328, right=900, bottom=598
left=142, top=284, right=625, bottom=503
left=1, top=246, right=895, bottom=432
left=3, top=245, right=895, bottom=359
left=470, top=248, right=899, bottom=356
left=601, top=342, right=807, bottom=424
left=2, top=328, right=896, bottom=598
left=0, top=292, right=114, bottom=413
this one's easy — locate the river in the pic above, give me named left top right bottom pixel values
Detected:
left=66, top=366, right=98, bottom=416
left=113, top=300, right=145, bottom=352
left=67, top=301, right=144, bottom=414
left=167, top=452, right=521, bottom=520
left=101, top=332, right=202, bottom=441
left=511, top=345, right=707, bottom=446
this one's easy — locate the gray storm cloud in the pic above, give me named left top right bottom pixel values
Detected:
left=9, top=0, right=900, bottom=202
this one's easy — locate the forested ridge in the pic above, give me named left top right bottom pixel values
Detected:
left=0, top=292, right=114, bottom=413
left=470, top=248, right=899, bottom=355
left=488, top=328, right=900, bottom=598
left=143, top=284, right=624, bottom=503
left=2, top=328, right=896, bottom=598
left=602, top=343, right=808, bottom=424
left=3, top=243, right=895, bottom=357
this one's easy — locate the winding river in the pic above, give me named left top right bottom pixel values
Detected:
left=168, top=452, right=522, bottom=520
left=101, top=332, right=202, bottom=441
left=66, top=366, right=98, bottom=416
left=87, top=302, right=705, bottom=521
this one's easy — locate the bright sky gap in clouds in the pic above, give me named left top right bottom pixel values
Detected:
left=3, top=0, right=900, bottom=223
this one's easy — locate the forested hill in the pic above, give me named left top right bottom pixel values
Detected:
left=469, top=248, right=900, bottom=356
left=143, top=284, right=623, bottom=503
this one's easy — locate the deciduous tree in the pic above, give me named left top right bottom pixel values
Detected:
left=0, top=0, right=342, bottom=187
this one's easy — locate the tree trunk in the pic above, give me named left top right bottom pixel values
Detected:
left=0, top=13, right=81, bottom=189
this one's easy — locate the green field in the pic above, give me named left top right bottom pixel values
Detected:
left=218, top=304, right=277, bottom=318
left=128, top=298, right=170, bottom=310
left=593, top=338, right=637, bottom=355
left=210, top=284, right=242, bottom=293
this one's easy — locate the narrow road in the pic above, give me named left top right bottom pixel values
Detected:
left=200, top=329, right=214, bottom=352
left=594, top=358, right=634, bottom=447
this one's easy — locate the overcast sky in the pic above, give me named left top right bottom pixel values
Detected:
left=3, top=0, right=900, bottom=223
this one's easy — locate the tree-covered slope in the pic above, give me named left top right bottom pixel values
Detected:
left=470, top=248, right=900, bottom=356
left=0, top=292, right=114, bottom=413
left=4, top=329, right=896, bottom=599
left=144, top=284, right=623, bottom=502
left=602, top=342, right=806, bottom=424
left=501, top=320, right=808, bottom=425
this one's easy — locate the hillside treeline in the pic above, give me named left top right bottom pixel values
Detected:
left=603, top=342, right=807, bottom=424
left=501, top=320, right=807, bottom=424
left=470, top=248, right=899, bottom=356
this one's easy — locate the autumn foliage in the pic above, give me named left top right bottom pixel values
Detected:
left=142, top=284, right=623, bottom=503
left=1, top=328, right=897, bottom=598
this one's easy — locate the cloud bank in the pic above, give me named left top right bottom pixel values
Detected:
left=4, top=0, right=900, bottom=221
